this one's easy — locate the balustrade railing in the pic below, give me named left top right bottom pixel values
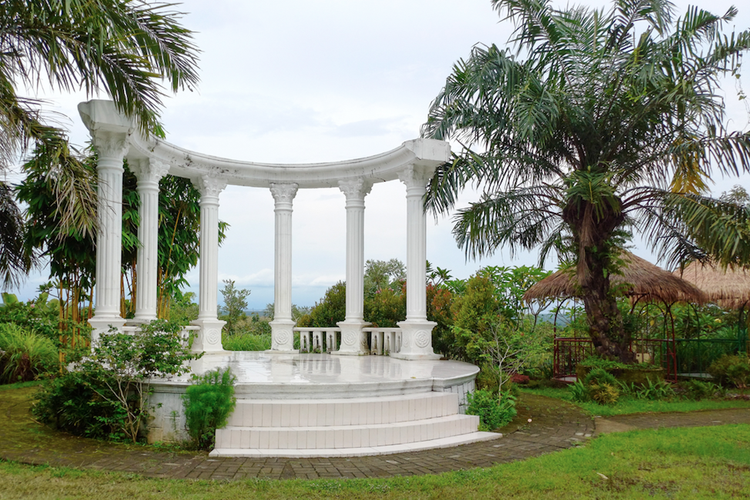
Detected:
left=292, top=327, right=403, bottom=355
left=293, top=327, right=340, bottom=353
left=363, top=327, right=401, bottom=355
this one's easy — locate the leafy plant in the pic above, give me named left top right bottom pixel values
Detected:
left=583, top=368, right=618, bottom=388
left=182, top=367, right=236, bottom=450
left=219, top=280, right=250, bottom=335
left=0, top=323, right=58, bottom=383
left=34, top=320, right=199, bottom=443
left=466, top=389, right=517, bottom=431
left=569, top=380, right=589, bottom=403
left=680, top=380, right=725, bottom=401
left=708, top=355, right=750, bottom=388
left=589, top=383, right=620, bottom=406
left=31, top=368, right=123, bottom=440
left=636, top=379, right=675, bottom=401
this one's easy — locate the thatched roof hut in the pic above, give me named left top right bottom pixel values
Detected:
left=673, top=261, right=750, bottom=309
left=524, top=252, right=707, bottom=305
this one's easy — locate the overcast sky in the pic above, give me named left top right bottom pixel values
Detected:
left=7, top=0, right=750, bottom=309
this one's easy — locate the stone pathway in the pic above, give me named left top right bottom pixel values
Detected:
left=2, top=386, right=748, bottom=481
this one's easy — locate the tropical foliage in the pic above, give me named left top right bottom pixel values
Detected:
left=0, top=0, right=200, bottom=287
left=32, top=319, right=197, bottom=442
left=422, top=0, right=750, bottom=361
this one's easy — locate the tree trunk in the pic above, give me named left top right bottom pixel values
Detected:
left=563, top=197, right=635, bottom=363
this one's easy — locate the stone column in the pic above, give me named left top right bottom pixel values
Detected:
left=335, top=178, right=372, bottom=355
left=130, top=159, right=170, bottom=323
left=88, top=131, right=130, bottom=344
left=394, top=164, right=440, bottom=360
left=269, top=182, right=298, bottom=352
left=190, top=174, right=228, bottom=353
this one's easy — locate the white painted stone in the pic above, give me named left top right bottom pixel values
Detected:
left=130, top=158, right=170, bottom=322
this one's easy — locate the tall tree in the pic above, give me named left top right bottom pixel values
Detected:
left=0, top=0, right=200, bottom=286
left=422, top=0, right=750, bottom=361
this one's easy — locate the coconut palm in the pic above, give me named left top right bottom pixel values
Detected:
left=421, top=0, right=750, bottom=361
left=0, top=0, right=200, bottom=287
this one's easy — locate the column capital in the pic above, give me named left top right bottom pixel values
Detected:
left=270, top=182, right=299, bottom=205
left=193, top=174, right=227, bottom=200
left=338, top=178, right=372, bottom=201
left=91, top=130, right=130, bottom=160
left=131, top=158, right=170, bottom=183
left=398, top=164, right=435, bottom=193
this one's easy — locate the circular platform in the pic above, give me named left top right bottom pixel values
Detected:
left=155, top=351, right=479, bottom=399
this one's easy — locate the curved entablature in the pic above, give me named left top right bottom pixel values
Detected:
left=79, top=100, right=451, bottom=188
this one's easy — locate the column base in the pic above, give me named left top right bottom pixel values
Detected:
left=269, top=319, right=296, bottom=352
left=88, top=316, right=126, bottom=347
left=190, top=318, right=226, bottom=353
left=390, top=320, right=440, bottom=360
left=333, top=320, right=370, bottom=355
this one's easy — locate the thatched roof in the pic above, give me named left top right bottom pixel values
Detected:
left=524, top=252, right=707, bottom=304
left=673, top=261, right=750, bottom=309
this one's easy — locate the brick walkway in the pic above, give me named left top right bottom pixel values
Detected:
left=2, top=386, right=748, bottom=480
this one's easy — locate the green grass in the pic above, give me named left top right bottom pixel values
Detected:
left=522, top=386, right=750, bottom=417
left=1, top=425, right=749, bottom=498
left=221, top=333, right=271, bottom=351
left=0, top=381, right=42, bottom=392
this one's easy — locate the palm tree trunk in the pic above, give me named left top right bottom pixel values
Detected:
left=564, top=199, right=634, bottom=362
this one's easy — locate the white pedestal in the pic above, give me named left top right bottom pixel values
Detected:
left=391, top=320, right=440, bottom=360
left=191, top=318, right=226, bottom=354
left=333, top=320, right=370, bottom=355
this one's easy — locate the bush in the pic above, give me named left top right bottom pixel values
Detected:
left=679, top=379, right=725, bottom=401
left=708, top=354, right=750, bottom=388
left=575, top=369, right=621, bottom=405
left=31, top=368, right=125, bottom=440
left=183, top=367, right=236, bottom=450
left=33, top=320, right=197, bottom=443
left=589, top=383, right=620, bottom=405
left=635, top=379, right=674, bottom=400
left=0, top=323, right=58, bottom=383
left=569, top=380, right=589, bottom=402
left=583, top=368, right=618, bottom=387
left=466, top=389, right=517, bottom=431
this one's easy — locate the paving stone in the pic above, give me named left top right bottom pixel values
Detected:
left=4, top=387, right=749, bottom=481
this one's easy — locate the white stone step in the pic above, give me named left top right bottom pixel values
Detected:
left=215, top=414, right=480, bottom=450
left=227, top=392, right=458, bottom=428
left=210, top=431, right=501, bottom=458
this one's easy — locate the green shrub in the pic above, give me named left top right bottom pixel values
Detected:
left=635, top=379, right=674, bottom=400
left=466, top=389, right=517, bottom=431
left=31, top=368, right=124, bottom=440
left=33, top=320, right=197, bottom=443
left=589, top=383, right=620, bottom=405
left=0, top=323, right=58, bottom=383
left=183, top=367, right=236, bottom=450
left=569, top=380, right=589, bottom=402
left=583, top=368, right=618, bottom=387
left=708, top=354, right=750, bottom=388
left=680, top=379, right=725, bottom=401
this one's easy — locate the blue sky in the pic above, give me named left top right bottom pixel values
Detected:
left=6, top=0, right=750, bottom=309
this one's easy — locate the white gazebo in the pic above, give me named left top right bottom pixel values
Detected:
left=79, top=99, right=495, bottom=457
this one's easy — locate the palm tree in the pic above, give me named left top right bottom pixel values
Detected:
left=0, top=0, right=200, bottom=286
left=421, top=0, right=750, bottom=361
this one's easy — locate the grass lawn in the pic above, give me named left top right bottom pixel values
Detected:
left=1, top=425, right=749, bottom=499
left=521, top=386, right=750, bottom=417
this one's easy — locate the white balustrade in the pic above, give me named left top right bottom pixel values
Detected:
left=293, top=327, right=341, bottom=353
left=363, top=327, right=402, bottom=355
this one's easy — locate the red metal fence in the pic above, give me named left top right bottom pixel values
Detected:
left=553, top=337, right=677, bottom=381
